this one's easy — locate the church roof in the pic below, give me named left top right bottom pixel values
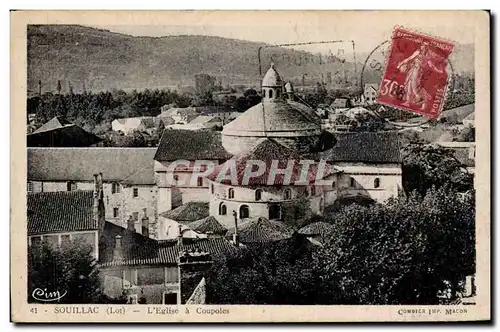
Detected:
left=262, top=64, right=282, bottom=87
left=226, top=217, right=293, bottom=244
left=207, top=138, right=336, bottom=186
left=222, top=100, right=321, bottom=136
left=320, top=131, right=402, bottom=163
left=159, top=202, right=210, bottom=223
left=154, top=130, right=232, bottom=161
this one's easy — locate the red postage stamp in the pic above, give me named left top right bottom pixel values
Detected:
left=376, top=27, right=455, bottom=118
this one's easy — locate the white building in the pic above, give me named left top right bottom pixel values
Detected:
left=111, top=116, right=156, bottom=134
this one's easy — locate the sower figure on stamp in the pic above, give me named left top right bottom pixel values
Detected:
left=396, top=43, right=445, bottom=110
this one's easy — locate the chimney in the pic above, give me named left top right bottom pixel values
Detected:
left=113, top=235, right=124, bottom=262
left=127, top=215, right=135, bottom=232
left=93, top=174, right=99, bottom=224
left=232, top=210, right=239, bottom=246
left=177, top=224, right=183, bottom=246
left=141, top=208, right=149, bottom=238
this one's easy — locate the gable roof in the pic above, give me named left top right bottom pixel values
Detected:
left=226, top=217, right=293, bottom=244
left=207, top=138, right=336, bottom=186
left=28, top=148, right=156, bottom=184
left=99, top=222, right=237, bottom=267
left=188, top=115, right=222, bottom=125
left=28, top=125, right=103, bottom=147
left=188, top=216, right=228, bottom=235
left=154, top=130, right=232, bottom=161
left=33, top=116, right=73, bottom=134
left=320, top=131, right=402, bottom=163
left=28, top=190, right=98, bottom=236
left=159, top=202, right=210, bottom=223
left=438, top=103, right=475, bottom=122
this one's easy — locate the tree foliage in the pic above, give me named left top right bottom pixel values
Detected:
left=401, top=143, right=473, bottom=195
left=28, top=240, right=101, bottom=304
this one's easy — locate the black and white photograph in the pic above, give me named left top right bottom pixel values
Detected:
left=11, top=10, right=490, bottom=322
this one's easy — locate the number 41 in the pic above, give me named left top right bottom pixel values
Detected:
left=30, top=308, right=37, bottom=314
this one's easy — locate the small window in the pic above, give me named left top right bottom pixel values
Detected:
left=61, top=234, right=71, bottom=246
left=269, top=204, right=281, bottom=220
left=219, top=202, right=227, bottom=215
left=269, top=89, right=273, bottom=98
left=163, top=292, right=178, bottom=305
left=27, top=181, right=33, bottom=193
left=173, top=175, right=179, bottom=184
left=350, top=177, right=356, bottom=187
left=112, top=182, right=121, bottom=194
left=133, top=188, right=139, bottom=198
left=211, top=184, right=214, bottom=194
left=284, top=188, right=292, bottom=200
left=255, top=189, right=262, bottom=201
left=239, top=205, right=250, bottom=219
left=106, top=196, right=109, bottom=204
left=310, top=186, right=316, bottom=196
left=113, top=208, right=119, bottom=218
left=332, top=181, right=336, bottom=188
left=30, top=236, right=41, bottom=246
left=197, top=178, right=203, bottom=187
left=228, top=188, right=234, bottom=199
left=374, top=178, right=381, bottom=188
left=67, top=181, right=77, bottom=191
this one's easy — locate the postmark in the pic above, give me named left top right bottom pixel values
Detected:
left=376, top=27, right=455, bottom=119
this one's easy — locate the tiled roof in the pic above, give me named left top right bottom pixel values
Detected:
left=207, top=138, right=336, bottom=186
left=99, top=222, right=237, bottom=267
left=298, top=222, right=335, bottom=237
left=154, top=130, right=232, bottom=161
left=27, top=147, right=156, bottom=184
left=32, top=116, right=73, bottom=134
left=28, top=124, right=102, bottom=147
left=188, top=216, right=228, bottom=235
left=320, top=131, right=402, bottom=163
left=226, top=217, right=293, bottom=244
left=27, top=190, right=98, bottom=235
left=159, top=202, right=210, bottom=223
left=222, top=100, right=321, bottom=135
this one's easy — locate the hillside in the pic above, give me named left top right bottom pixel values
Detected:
left=28, top=25, right=352, bottom=94
left=27, top=25, right=474, bottom=95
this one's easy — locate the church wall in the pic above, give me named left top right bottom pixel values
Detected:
left=324, top=163, right=402, bottom=205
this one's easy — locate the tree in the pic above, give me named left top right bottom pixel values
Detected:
left=28, top=239, right=101, bottom=304
left=317, top=187, right=475, bottom=304
left=401, top=143, right=473, bottom=195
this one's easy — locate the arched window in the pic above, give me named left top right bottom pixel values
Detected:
left=219, top=202, right=227, bottom=215
left=228, top=188, right=234, bottom=199
left=350, top=177, right=355, bottom=187
left=276, top=90, right=280, bottom=98
left=269, top=204, right=281, bottom=220
left=67, top=181, right=77, bottom=192
left=310, top=186, right=316, bottom=196
left=255, top=189, right=262, bottom=201
left=374, top=178, right=381, bottom=188
left=269, top=89, right=273, bottom=99
left=239, top=205, right=250, bottom=219
left=173, top=175, right=179, bottom=185
left=284, top=188, right=292, bottom=200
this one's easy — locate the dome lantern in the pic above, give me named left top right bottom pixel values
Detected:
left=261, top=63, right=283, bottom=102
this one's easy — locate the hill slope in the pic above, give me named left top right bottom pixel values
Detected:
left=27, top=25, right=474, bottom=94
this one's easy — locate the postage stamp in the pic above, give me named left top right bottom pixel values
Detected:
left=376, top=27, right=456, bottom=118
left=10, top=10, right=490, bottom=323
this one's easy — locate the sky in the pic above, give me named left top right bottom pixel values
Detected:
left=93, top=11, right=476, bottom=55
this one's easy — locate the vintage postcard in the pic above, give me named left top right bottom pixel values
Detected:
left=11, top=10, right=490, bottom=322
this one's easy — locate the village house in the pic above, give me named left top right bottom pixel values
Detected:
left=111, top=116, right=156, bottom=135
left=27, top=147, right=159, bottom=238
left=362, top=83, right=379, bottom=105
left=27, top=173, right=106, bottom=259
left=27, top=116, right=102, bottom=147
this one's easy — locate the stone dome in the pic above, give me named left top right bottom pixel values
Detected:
left=262, top=63, right=283, bottom=87
left=221, top=64, right=322, bottom=155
